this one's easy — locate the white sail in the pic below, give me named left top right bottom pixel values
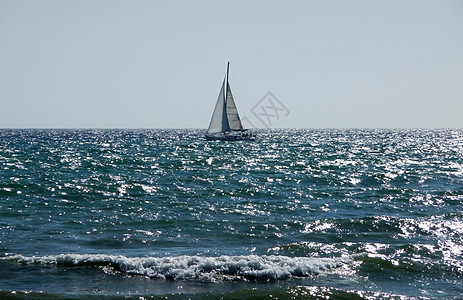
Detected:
left=226, top=83, right=244, bottom=131
left=207, top=78, right=230, bottom=134
left=206, top=63, right=256, bottom=140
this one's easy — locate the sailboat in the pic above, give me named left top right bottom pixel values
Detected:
left=206, top=63, right=256, bottom=141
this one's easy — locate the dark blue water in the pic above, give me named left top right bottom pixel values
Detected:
left=1, top=129, right=462, bottom=299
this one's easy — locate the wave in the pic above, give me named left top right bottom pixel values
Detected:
left=1, top=254, right=351, bottom=281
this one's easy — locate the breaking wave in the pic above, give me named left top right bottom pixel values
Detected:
left=1, top=254, right=351, bottom=281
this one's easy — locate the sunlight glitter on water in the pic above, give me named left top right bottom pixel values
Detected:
left=1, top=129, right=463, bottom=298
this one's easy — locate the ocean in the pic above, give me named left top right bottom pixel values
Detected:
left=0, top=129, right=462, bottom=299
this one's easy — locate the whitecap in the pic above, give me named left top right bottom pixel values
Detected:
left=1, top=254, right=351, bottom=281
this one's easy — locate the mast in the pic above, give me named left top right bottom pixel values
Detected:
left=226, top=62, right=230, bottom=100
left=224, top=62, right=230, bottom=133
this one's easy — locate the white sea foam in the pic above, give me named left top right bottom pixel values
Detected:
left=1, top=254, right=351, bottom=281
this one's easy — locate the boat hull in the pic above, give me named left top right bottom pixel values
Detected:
left=205, top=131, right=256, bottom=141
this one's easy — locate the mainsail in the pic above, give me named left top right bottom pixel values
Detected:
left=207, top=64, right=244, bottom=134
left=207, top=79, right=229, bottom=134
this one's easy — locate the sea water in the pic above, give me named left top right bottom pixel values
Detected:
left=0, top=129, right=462, bottom=299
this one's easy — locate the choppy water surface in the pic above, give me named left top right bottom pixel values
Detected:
left=0, top=129, right=462, bottom=299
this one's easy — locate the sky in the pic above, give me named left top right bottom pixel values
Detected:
left=1, top=0, right=462, bottom=129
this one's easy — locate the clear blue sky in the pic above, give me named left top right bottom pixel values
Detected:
left=1, top=0, right=462, bottom=128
